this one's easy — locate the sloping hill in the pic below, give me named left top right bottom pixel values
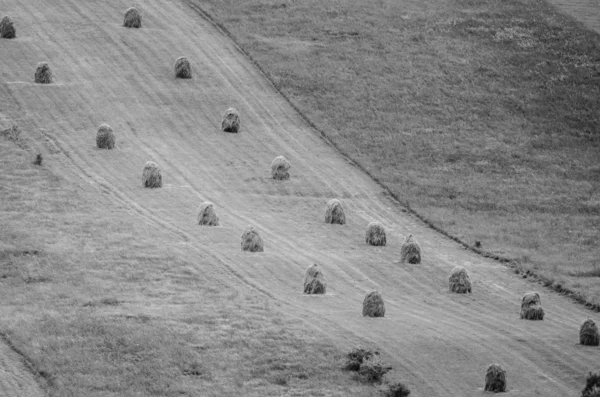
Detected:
left=1, top=0, right=599, bottom=395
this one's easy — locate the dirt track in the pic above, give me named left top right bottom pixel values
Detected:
left=1, top=0, right=599, bottom=395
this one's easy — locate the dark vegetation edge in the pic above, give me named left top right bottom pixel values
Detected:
left=181, top=0, right=600, bottom=313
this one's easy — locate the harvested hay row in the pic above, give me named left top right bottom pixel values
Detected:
left=271, top=155, right=290, bottom=180
left=303, top=264, right=326, bottom=294
left=123, top=7, right=141, bottom=28
left=0, top=16, right=15, bottom=39
left=141, top=161, right=162, bottom=188
left=520, top=291, right=544, bottom=320
left=324, top=199, right=346, bottom=225
left=580, top=319, right=600, bottom=346
left=365, top=221, right=386, bottom=246
left=96, top=124, right=115, bottom=149
left=197, top=201, right=219, bottom=226
left=448, top=266, right=472, bottom=293
left=174, top=56, right=192, bottom=79
left=34, top=62, right=52, bottom=84
left=241, top=225, right=263, bottom=252
left=363, top=291, right=385, bottom=317
left=484, top=363, right=507, bottom=392
left=400, top=235, right=421, bottom=264
left=221, top=108, right=240, bottom=133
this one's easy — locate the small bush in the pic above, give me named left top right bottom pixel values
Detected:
left=344, top=347, right=377, bottom=371
left=384, top=382, right=411, bottom=397
left=583, top=372, right=600, bottom=397
left=357, top=356, right=391, bottom=383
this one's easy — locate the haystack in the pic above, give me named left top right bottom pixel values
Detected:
left=221, top=108, right=240, bottom=133
left=365, top=221, right=386, bottom=246
left=0, top=16, right=15, bottom=39
left=271, top=155, right=290, bottom=180
left=96, top=124, right=115, bottom=149
left=174, top=56, right=192, bottom=79
left=448, top=266, right=472, bottom=293
left=34, top=62, right=52, bottom=84
left=197, top=201, right=219, bottom=226
left=580, top=319, right=600, bottom=346
left=520, top=291, right=544, bottom=320
left=241, top=225, right=263, bottom=252
left=363, top=291, right=385, bottom=317
left=123, top=7, right=142, bottom=28
left=400, top=235, right=421, bottom=264
left=303, top=264, right=326, bottom=294
left=484, top=363, right=506, bottom=392
left=141, top=161, right=162, bottom=188
left=324, top=199, right=346, bottom=225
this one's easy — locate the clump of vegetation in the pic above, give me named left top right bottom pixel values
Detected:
left=96, top=123, right=115, bottom=149
left=363, top=291, right=385, bottom=318
left=221, top=108, right=240, bottom=133
left=520, top=291, right=544, bottom=320
left=303, top=263, right=326, bottom=294
left=400, top=235, right=421, bottom=264
left=583, top=372, right=600, bottom=397
left=448, top=266, right=472, bottom=293
left=34, top=153, right=42, bottom=166
left=324, top=199, right=346, bottom=225
left=34, top=62, right=52, bottom=84
left=271, top=155, right=290, bottom=180
left=484, top=363, right=507, bottom=393
left=174, top=56, right=192, bottom=79
left=141, top=161, right=162, bottom=188
left=580, top=319, right=599, bottom=346
left=241, top=225, right=264, bottom=252
left=0, top=16, right=15, bottom=38
left=123, top=7, right=141, bottom=28
left=343, top=347, right=377, bottom=371
left=384, top=382, right=411, bottom=397
left=357, top=355, right=392, bottom=383
left=1, top=125, right=20, bottom=141
left=197, top=201, right=219, bottom=226
left=365, top=221, right=386, bottom=246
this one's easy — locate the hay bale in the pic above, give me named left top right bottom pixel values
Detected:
left=580, top=319, right=600, bottom=346
left=96, top=124, right=115, bottom=149
left=34, top=62, right=52, bottom=84
left=0, top=16, right=15, bottom=39
left=365, top=221, right=386, bottom=246
left=141, top=161, right=162, bottom=188
left=221, top=108, right=240, bottom=133
left=303, top=264, right=326, bottom=294
left=448, top=266, right=472, bottom=293
left=241, top=225, right=263, bottom=252
left=324, top=199, right=346, bottom=225
left=197, top=201, right=219, bottom=226
left=400, top=235, right=421, bottom=264
left=123, top=7, right=141, bottom=28
left=484, top=363, right=507, bottom=392
left=520, top=291, right=544, bottom=320
left=363, top=291, right=385, bottom=317
left=271, top=155, right=290, bottom=180
left=174, top=56, right=192, bottom=79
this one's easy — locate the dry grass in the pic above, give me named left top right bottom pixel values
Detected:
left=520, top=291, right=545, bottom=320
left=197, top=201, right=219, bottom=226
left=365, top=221, right=386, bottom=246
left=141, top=161, right=162, bottom=188
left=324, top=199, right=346, bottom=225
left=1, top=125, right=20, bottom=141
left=174, top=56, right=192, bottom=79
left=362, top=291, right=385, bottom=318
left=270, top=155, right=290, bottom=180
left=96, top=123, right=115, bottom=149
left=241, top=225, right=264, bottom=252
left=303, top=263, right=326, bottom=294
left=484, top=363, right=507, bottom=392
left=34, top=62, right=52, bottom=84
left=400, top=235, right=421, bottom=264
left=221, top=107, right=240, bottom=133
left=123, top=7, right=141, bottom=28
left=0, top=16, right=15, bottom=39
left=580, top=319, right=599, bottom=346
left=448, top=266, right=472, bottom=293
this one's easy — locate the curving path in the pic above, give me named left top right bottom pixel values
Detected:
left=1, top=0, right=599, bottom=395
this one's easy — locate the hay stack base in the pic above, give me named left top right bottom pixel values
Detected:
left=241, top=225, right=264, bottom=252
left=448, top=266, right=472, bottom=293
left=365, top=221, right=386, bottom=246
left=580, top=319, right=600, bottom=346
left=303, top=264, right=326, bottom=294
left=197, top=202, right=219, bottom=226
left=221, top=108, right=240, bottom=133
left=0, top=16, right=15, bottom=39
left=484, top=363, right=507, bottom=392
left=400, top=235, right=421, bottom=264
left=96, top=124, right=115, bottom=149
left=34, top=62, right=52, bottom=84
left=271, top=155, right=290, bottom=180
left=324, top=199, right=346, bottom=225
left=363, top=291, right=385, bottom=317
left=174, top=56, right=192, bottom=79
left=142, top=161, right=162, bottom=188
left=520, top=291, right=544, bottom=320
left=123, top=7, right=142, bottom=28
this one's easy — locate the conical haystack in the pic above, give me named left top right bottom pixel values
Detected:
left=303, top=264, right=326, bottom=294
left=0, top=16, right=15, bottom=39
left=141, top=161, right=162, bottom=188
left=448, top=266, right=472, bottom=293
left=271, top=155, right=290, bottom=180
left=197, top=201, right=219, bottom=226
left=363, top=291, right=385, bottom=317
left=520, top=291, right=544, bottom=320
left=400, top=235, right=421, bottom=264
left=221, top=107, right=240, bottom=133
left=123, top=7, right=141, bottom=28
left=365, top=221, right=386, bottom=246
left=324, top=199, right=346, bottom=225
left=580, top=319, right=600, bottom=346
left=241, top=225, right=263, bottom=252
left=484, top=363, right=507, bottom=392
left=174, top=56, right=192, bottom=79
left=34, top=62, right=52, bottom=84
left=96, top=123, right=115, bottom=149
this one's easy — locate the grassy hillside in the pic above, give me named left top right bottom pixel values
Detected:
left=194, top=0, right=600, bottom=302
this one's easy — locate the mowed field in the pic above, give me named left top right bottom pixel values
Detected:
left=0, top=0, right=599, bottom=396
